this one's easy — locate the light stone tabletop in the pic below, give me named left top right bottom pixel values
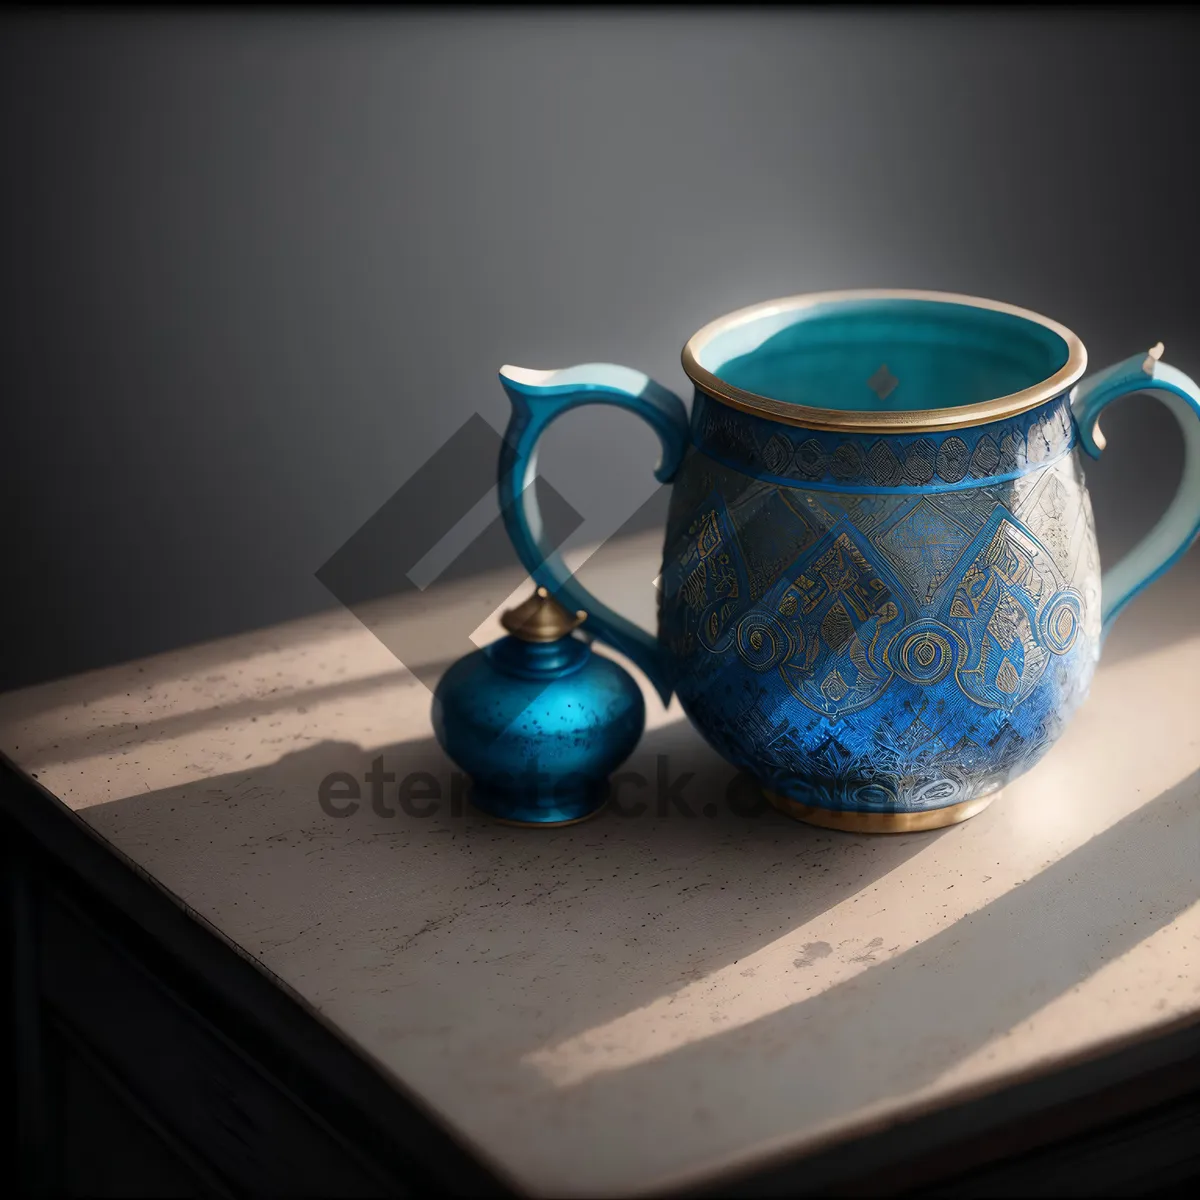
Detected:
left=2, top=531, right=1199, bottom=1198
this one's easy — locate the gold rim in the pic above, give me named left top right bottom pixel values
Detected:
left=764, top=788, right=997, bottom=833
left=680, top=288, right=1088, bottom=433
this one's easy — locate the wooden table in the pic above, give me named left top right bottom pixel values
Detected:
left=3, top=531, right=1199, bottom=1197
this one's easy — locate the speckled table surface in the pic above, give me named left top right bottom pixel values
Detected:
left=2, top=533, right=1199, bottom=1198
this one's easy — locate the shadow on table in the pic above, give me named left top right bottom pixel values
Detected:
left=71, top=714, right=951, bottom=1068
left=67, top=678, right=1199, bottom=1151
left=538, top=763, right=1200, bottom=1185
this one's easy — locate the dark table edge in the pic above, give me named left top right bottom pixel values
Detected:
left=4, top=746, right=1198, bottom=1197
left=674, top=1014, right=1200, bottom=1197
left=1, top=749, right=515, bottom=1197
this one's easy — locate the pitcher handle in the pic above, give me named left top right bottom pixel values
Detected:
left=1071, top=342, right=1200, bottom=642
left=497, top=363, right=691, bottom=705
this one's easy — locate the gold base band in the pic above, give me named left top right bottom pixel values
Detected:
left=485, top=800, right=609, bottom=829
left=764, top=789, right=997, bottom=833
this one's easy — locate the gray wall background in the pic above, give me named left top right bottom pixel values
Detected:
left=2, top=9, right=1198, bottom=691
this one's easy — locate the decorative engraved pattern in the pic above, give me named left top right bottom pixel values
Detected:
left=875, top=497, right=974, bottom=604
left=936, top=436, right=970, bottom=483
left=969, top=434, right=1001, bottom=477
left=1040, top=589, right=1083, bottom=655
left=887, top=618, right=961, bottom=685
left=736, top=611, right=795, bottom=672
left=867, top=440, right=902, bottom=486
left=771, top=523, right=909, bottom=718
left=944, top=513, right=1061, bottom=711
left=693, top=393, right=1075, bottom=489
left=662, top=495, right=752, bottom=657
left=660, top=394, right=1099, bottom=817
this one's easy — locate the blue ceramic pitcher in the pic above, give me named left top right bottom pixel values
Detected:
left=497, top=290, right=1200, bottom=831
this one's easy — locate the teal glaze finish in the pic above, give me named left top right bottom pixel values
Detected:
left=431, top=633, right=645, bottom=824
left=690, top=390, right=1077, bottom=493
left=1071, top=344, right=1200, bottom=638
left=497, top=364, right=689, bottom=705
left=659, top=403, right=1100, bottom=814
left=497, top=293, right=1200, bottom=821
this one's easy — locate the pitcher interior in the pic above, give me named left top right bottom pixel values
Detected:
left=695, top=297, right=1072, bottom=413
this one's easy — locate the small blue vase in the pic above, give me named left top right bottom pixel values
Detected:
left=431, top=587, right=646, bottom=826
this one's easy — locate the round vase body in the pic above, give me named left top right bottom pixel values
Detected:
left=497, top=290, right=1200, bottom=832
left=432, top=636, right=645, bottom=825
left=658, top=390, right=1101, bottom=826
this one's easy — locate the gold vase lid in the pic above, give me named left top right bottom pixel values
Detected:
left=500, top=586, right=587, bottom=643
